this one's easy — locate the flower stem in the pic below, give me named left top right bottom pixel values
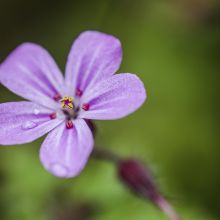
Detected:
left=91, top=147, right=181, bottom=220
left=155, top=196, right=182, bottom=220
left=92, top=147, right=121, bottom=163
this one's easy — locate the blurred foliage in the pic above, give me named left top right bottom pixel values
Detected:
left=0, top=0, right=220, bottom=219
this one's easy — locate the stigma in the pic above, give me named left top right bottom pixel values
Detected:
left=60, top=96, right=74, bottom=109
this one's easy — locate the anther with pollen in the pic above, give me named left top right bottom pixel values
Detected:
left=49, top=112, right=56, bottom=119
left=60, top=96, right=74, bottom=109
left=66, top=120, right=74, bottom=129
left=82, top=103, right=90, bottom=111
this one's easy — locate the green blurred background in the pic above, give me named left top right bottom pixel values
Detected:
left=0, top=0, right=220, bottom=219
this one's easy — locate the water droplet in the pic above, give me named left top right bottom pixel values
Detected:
left=50, top=163, right=69, bottom=177
left=56, top=110, right=65, bottom=120
left=21, top=121, right=38, bottom=130
left=33, top=108, right=40, bottom=115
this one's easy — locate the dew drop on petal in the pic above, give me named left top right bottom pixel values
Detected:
left=33, top=108, right=40, bottom=115
left=50, top=163, right=69, bottom=177
left=21, top=121, right=38, bottom=130
left=57, top=111, right=66, bottom=120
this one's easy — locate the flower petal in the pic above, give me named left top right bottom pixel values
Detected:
left=0, top=102, right=63, bottom=145
left=0, top=43, right=65, bottom=109
left=65, top=31, right=122, bottom=96
left=78, top=73, right=146, bottom=120
left=40, top=119, right=94, bottom=178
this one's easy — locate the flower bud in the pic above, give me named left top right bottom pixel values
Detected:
left=118, top=159, right=181, bottom=220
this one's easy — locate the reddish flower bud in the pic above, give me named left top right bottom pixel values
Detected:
left=118, top=160, right=158, bottom=199
left=118, top=159, right=181, bottom=220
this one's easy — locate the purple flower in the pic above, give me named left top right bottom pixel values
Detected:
left=0, top=31, right=146, bottom=178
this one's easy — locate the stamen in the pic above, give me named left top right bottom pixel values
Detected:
left=66, top=120, right=74, bottom=129
left=82, top=103, right=90, bottom=111
left=53, top=94, right=61, bottom=101
left=60, top=96, right=74, bottom=109
left=75, top=88, right=83, bottom=97
left=49, top=112, right=56, bottom=119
